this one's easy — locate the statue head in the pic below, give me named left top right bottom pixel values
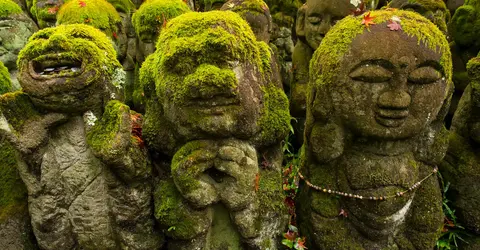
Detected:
left=142, top=11, right=289, bottom=153
left=296, top=0, right=378, bottom=50
left=17, top=24, right=124, bottom=112
left=306, top=10, right=452, bottom=161
left=0, top=0, right=38, bottom=71
left=220, top=0, right=272, bottom=43
left=389, top=0, right=450, bottom=33
left=31, top=0, right=64, bottom=28
left=448, top=0, right=480, bottom=49
left=132, top=0, right=190, bottom=62
left=56, top=0, right=127, bottom=60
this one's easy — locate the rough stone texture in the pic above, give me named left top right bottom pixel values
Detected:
left=389, top=0, right=450, bottom=33
left=297, top=10, right=451, bottom=249
left=0, top=0, right=38, bottom=90
left=141, top=11, right=289, bottom=249
left=0, top=24, right=162, bottom=250
left=440, top=54, right=480, bottom=241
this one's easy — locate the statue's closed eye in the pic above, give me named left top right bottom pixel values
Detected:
left=349, top=65, right=393, bottom=83
left=307, top=16, right=321, bottom=25
left=408, top=67, right=442, bottom=84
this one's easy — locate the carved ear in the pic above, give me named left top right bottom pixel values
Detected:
left=296, top=4, right=307, bottom=37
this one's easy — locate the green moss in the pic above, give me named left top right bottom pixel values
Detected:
left=448, top=0, right=480, bottom=48
left=132, top=0, right=191, bottom=40
left=406, top=0, right=448, bottom=11
left=0, top=139, right=27, bottom=222
left=56, top=0, right=121, bottom=39
left=0, top=0, right=22, bottom=18
left=258, top=84, right=290, bottom=144
left=106, top=0, right=135, bottom=14
left=257, top=169, right=286, bottom=215
left=0, top=62, right=12, bottom=94
left=224, top=0, right=270, bottom=19
left=86, top=100, right=128, bottom=153
left=154, top=179, right=207, bottom=239
left=0, top=91, right=39, bottom=131
left=310, top=10, right=452, bottom=98
left=17, top=24, right=122, bottom=86
left=263, top=0, right=303, bottom=26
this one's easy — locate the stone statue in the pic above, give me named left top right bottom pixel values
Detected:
left=388, top=0, right=450, bottom=33
left=220, top=0, right=273, bottom=43
left=203, top=0, right=227, bottom=11
left=141, top=11, right=290, bottom=249
left=291, top=0, right=378, bottom=147
left=0, top=24, right=162, bottom=249
left=0, top=61, right=37, bottom=250
left=31, top=0, right=64, bottom=28
left=131, top=0, right=191, bottom=112
left=0, top=0, right=38, bottom=90
left=440, top=53, right=480, bottom=249
left=297, top=10, right=452, bottom=249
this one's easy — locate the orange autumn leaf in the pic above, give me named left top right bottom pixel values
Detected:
left=254, top=173, right=260, bottom=192
left=361, top=12, right=375, bottom=29
left=47, top=6, right=59, bottom=14
left=79, top=0, right=86, bottom=7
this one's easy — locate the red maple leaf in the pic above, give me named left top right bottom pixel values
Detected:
left=296, top=237, right=308, bottom=250
left=79, top=0, right=86, bottom=7
left=284, top=231, right=296, bottom=241
left=339, top=208, right=348, bottom=218
left=47, top=6, right=59, bottom=14
left=387, top=20, right=402, bottom=31
left=361, top=12, right=375, bottom=29
left=112, top=32, right=118, bottom=39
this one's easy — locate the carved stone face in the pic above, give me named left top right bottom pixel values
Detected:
left=331, top=25, right=448, bottom=139
left=301, top=0, right=352, bottom=50
left=34, top=0, right=64, bottom=28
left=17, top=24, right=122, bottom=112
left=0, top=14, right=37, bottom=70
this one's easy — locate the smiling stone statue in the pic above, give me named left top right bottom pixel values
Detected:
left=141, top=11, right=290, bottom=249
left=297, top=10, right=452, bottom=249
left=0, top=24, right=161, bottom=249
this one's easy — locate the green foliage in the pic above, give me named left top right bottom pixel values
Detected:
left=436, top=172, right=470, bottom=250
left=56, top=0, right=121, bottom=39
left=0, top=0, right=22, bottom=18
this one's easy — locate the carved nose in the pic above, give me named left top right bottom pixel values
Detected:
left=378, top=91, right=411, bottom=110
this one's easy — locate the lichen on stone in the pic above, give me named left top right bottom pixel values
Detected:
left=0, top=62, right=12, bottom=94
left=0, top=0, right=22, bottom=18
left=258, top=84, right=290, bottom=145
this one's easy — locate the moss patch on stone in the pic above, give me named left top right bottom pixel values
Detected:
left=257, top=168, right=286, bottom=215
left=0, top=91, right=39, bottom=131
left=448, top=0, right=480, bottom=47
left=106, top=0, right=135, bottom=14
left=258, top=84, right=290, bottom=144
left=56, top=0, right=121, bottom=39
left=0, top=62, right=12, bottom=94
left=0, top=0, right=22, bottom=18
left=132, top=0, right=191, bottom=40
left=310, top=10, right=452, bottom=94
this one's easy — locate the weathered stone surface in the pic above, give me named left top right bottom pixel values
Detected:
left=389, top=0, right=450, bottom=33
left=141, top=11, right=289, bottom=249
left=0, top=24, right=161, bottom=250
left=297, top=10, right=451, bottom=249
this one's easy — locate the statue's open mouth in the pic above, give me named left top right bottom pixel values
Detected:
left=375, top=109, right=409, bottom=127
left=29, top=54, right=83, bottom=79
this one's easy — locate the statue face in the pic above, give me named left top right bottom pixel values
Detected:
left=330, top=26, right=448, bottom=139
left=18, top=25, right=119, bottom=112
left=0, top=14, right=37, bottom=70
left=158, top=35, right=263, bottom=138
left=303, top=0, right=352, bottom=50
left=35, top=0, right=64, bottom=28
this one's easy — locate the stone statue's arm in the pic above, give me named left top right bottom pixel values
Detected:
left=87, top=100, right=151, bottom=181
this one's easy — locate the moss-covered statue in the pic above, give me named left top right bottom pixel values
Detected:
left=0, top=0, right=38, bottom=89
left=296, top=10, right=452, bottom=249
left=220, top=0, right=272, bottom=43
left=388, top=0, right=450, bottom=33
left=30, top=0, right=64, bottom=28
left=291, top=0, right=377, bottom=146
left=448, top=0, right=480, bottom=123
left=0, top=61, right=37, bottom=250
left=141, top=11, right=290, bottom=249
left=202, top=0, right=226, bottom=10
left=0, top=24, right=162, bottom=249
left=440, top=53, right=480, bottom=249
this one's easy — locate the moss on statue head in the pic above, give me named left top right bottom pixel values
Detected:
left=56, top=0, right=121, bottom=39
left=449, top=0, right=480, bottom=48
left=132, top=0, right=190, bottom=41
left=18, top=24, right=121, bottom=83
left=0, top=62, right=12, bottom=94
left=258, top=84, right=290, bottom=145
left=222, top=0, right=269, bottom=16
left=310, top=10, right=452, bottom=92
left=0, top=0, right=22, bottom=18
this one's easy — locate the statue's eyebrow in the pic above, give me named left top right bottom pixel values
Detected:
left=349, top=59, right=395, bottom=73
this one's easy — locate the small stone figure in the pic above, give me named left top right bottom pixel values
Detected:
left=440, top=53, right=480, bottom=249
left=388, top=0, right=450, bottom=33
left=0, top=24, right=161, bottom=249
left=0, top=0, right=38, bottom=89
left=297, top=10, right=451, bottom=249
left=31, top=0, right=64, bottom=28
left=141, top=11, right=290, bottom=249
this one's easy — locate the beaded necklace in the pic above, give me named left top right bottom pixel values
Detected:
left=298, top=167, right=438, bottom=201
